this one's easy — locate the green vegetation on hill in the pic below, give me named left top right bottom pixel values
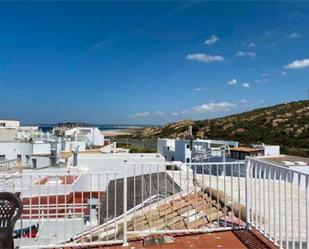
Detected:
left=131, top=100, right=309, bottom=157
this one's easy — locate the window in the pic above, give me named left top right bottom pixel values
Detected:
left=186, top=144, right=190, bottom=149
left=26, top=155, right=30, bottom=164
left=186, top=158, right=190, bottom=163
left=0, top=155, right=5, bottom=161
left=32, top=159, right=37, bottom=169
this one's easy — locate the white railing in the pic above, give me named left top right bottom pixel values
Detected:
left=3, top=159, right=307, bottom=248
left=71, top=161, right=246, bottom=246
left=125, top=162, right=246, bottom=236
left=0, top=159, right=18, bottom=171
left=246, top=157, right=309, bottom=249
left=1, top=171, right=123, bottom=248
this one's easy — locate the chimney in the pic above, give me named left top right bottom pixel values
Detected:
left=73, top=151, right=78, bottom=167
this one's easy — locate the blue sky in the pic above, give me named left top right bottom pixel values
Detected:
left=0, top=1, right=308, bottom=125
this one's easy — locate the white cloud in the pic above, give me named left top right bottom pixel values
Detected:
left=171, top=112, right=179, bottom=116
left=281, top=71, right=287, bottom=75
left=289, top=33, right=300, bottom=39
left=181, top=102, right=236, bottom=114
left=261, top=73, right=268, bottom=77
left=192, top=87, right=209, bottom=92
left=227, top=79, right=237, bottom=85
left=132, top=112, right=150, bottom=117
left=154, top=111, right=164, bottom=116
left=193, top=87, right=201, bottom=92
left=258, top=99, right=265, bottom=104
left=248, top=42, right=256, bottom=48
left=132, top=111, right=164, bottom=117
left=236, top=51, right=256, bottom=58
left=285, top=59, right=309, bottom=69
left=236, top=51, right=246, bottom=57
left=239, top=99, right=247, bottom=103
left=187, top=53, right=224, bottom=63
left=242, top=82, right=250, bottom=88
left=205, top=34, right=219, bottom=45
left=255, top=78, right=269, bottom=83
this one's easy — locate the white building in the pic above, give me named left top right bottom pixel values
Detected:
left=0, top=141, right=51, bottom=168
left=258, top=155, right=309, bottom=174
left=175, top=139, right=191, bottom=163
left=259, top=145, right=280, bottom=156
left=157, top=138, right=239, bottom=163
left=157, top=139, right=176, bottom=161
left=0, top=128, right=18, bottom=141
left=61, top=140, right=86, bottom=152
left=64, top=127, right=104, bottom=146
left=0, top=119, right=20, bottom=141
left=0, top=119, right=20, bottom=128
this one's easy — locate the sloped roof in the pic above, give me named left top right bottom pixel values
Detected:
left=76, top=186, right=245, bottom=244
left=100, top=172, right=181, bottom=223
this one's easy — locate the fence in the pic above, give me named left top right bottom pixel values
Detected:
left=113, top=138, right=157, bottom=150
left=246, top=157, right=309, bottom=249
left=1, top=171, right=123, bottom=248
left=0, top=159, right=18, bottom=171
left=3, top=159, right=308, bottom=248
left=124, top=162, right=246, bottom=238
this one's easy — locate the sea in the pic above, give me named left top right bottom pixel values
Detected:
left=36, top=124, right=156, bottom=132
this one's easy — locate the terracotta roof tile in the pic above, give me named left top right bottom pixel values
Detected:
left=74, top=186, right=244, bottom=244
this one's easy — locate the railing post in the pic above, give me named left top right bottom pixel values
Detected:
left=245, top=157, right=251, bottom=229
left=122, top=163, right=128, bottom=247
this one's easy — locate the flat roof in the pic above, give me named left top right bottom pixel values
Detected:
left=60, top=151, right=73, bottom=159
left=77, top=153, right=163, bottom=159
left=0, top=119, right=19, bottom=122
left=230, top=147, right=263, bottom=153
left=258, top=155, right=309, bottom=167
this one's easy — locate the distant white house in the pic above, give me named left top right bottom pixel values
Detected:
left=0, top=119, right=20, bottom=128
left=64, top=127, right=104, bottom=146
left=0, top=119, right=20, bottom=141
left=66, top=152, right=166, bottom=189
left=157, top=138, right=239, bottom=163
left=257, top=155, right=309, bottom=174
left=0, top=141, right=51, bottom=168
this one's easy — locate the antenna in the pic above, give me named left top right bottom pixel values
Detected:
left=72, top=146, right=79, bottom=167
left=188, top=125, right=197, bottom=185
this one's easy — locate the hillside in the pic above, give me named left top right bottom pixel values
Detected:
left=131, top=100, right=309, bottom=156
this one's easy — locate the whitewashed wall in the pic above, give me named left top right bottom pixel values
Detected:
left=0, top=142, right=32, bottom=161
left=32, top=143, right=51, bottom=155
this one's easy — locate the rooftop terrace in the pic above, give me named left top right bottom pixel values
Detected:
left=2, top=158, right=308, bottom=248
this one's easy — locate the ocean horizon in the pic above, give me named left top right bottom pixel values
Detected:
left=33, top=124, right=157, bottom=132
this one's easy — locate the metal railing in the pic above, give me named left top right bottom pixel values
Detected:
left=69, top=161, right=246, bottom=246
left=126, top=162, right=246, bottom=236
left=246, top=157, right=309, bottom=249
left=0, top=171, right=123, bottom=248
left=2, top=158, right=307, bottom=248
left=0, top=159, right=18, bottom=171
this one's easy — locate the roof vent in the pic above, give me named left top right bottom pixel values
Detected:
left=296, top=161, right=307, bottom=166
left=282, top=160, right=295, bottom=166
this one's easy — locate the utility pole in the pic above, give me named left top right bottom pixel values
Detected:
left=18, top=158, right=23, bottom=174
left=188, top=126, right=197, bottom=185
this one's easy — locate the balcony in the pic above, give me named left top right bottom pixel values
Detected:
left=1, top=158, right=308, bottom=248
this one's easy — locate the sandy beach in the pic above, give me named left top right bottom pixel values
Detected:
left=101, top=129, right=132, bottom=136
